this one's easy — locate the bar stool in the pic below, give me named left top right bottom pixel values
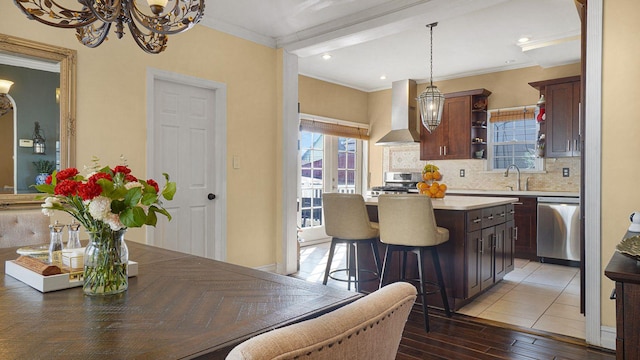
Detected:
left=377, top=194, right=452, bottom=332
left=322, top=193, right=382, bottom=293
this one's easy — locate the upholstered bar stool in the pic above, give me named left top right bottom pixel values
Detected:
left=322, top=193, right=382, bottom=293
left=377, top=194, right=452, bottom=332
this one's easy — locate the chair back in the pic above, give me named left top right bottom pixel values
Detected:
left=323, top=193, right=378, bottom=240
left=377, top=194, right=449, bottom=247
left=0, top=210, right=50, bottom=248
left=226, top=281, right=416, bottom=360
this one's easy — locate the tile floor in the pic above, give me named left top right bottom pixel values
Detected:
left=295, top=241, right=585, bottom=340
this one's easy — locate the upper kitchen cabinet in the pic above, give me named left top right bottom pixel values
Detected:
left=420, top=89, right=491, bottom=160
left=529, top=76, right=581, bottom=157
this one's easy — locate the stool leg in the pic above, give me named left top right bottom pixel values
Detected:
left=346, top=242, right=352, bottom=291
left=416, top=248, right=429, bottom=332
left=431, top=247, right=452, bottom=318
left=379, top=245, right=392, bottom=289
left=370, top=239, right=382, bottom=278
left=353, top=242, right=360, bottom=293
left=322, top=239, right=338, bottom=285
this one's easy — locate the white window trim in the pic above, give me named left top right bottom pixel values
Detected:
left=486, top=105, right=543, bottom=172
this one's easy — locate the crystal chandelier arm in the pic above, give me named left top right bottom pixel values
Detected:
left=130, top=0, right=205, bottom=35
left=127, top=19, right=168, bottom=54
left=13, top=0, right=97, bottom=28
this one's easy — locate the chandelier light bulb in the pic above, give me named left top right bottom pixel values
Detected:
left=0, top=79, right=14, bottom=94
left=147, top=0, right=169, bottom=15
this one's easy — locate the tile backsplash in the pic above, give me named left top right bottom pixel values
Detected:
left=382, top=144, right=580, bottom=193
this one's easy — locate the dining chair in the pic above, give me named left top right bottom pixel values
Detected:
left=377, top=194, right=452, bottom=332
left=0, top=210, right=50, bottom=248
left=225, top=281, right=416, bottom=360
left=321, top=192, right=382, bottom=292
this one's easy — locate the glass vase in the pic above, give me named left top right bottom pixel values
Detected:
left=83, top=228, right=129, bottom=296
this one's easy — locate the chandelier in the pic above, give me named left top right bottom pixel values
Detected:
left=13, top=0, right=205, bottom=54
left=417, top=22, right=445, bottom=133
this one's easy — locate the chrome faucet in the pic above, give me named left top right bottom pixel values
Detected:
left=504, top=164, right=521, bottom=191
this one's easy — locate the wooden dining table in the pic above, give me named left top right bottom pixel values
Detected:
left=0, top=241, right=361, bottom=359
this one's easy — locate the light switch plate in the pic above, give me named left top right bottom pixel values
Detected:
left=563, top=168, right=570, bottom=177
left=459, top=169, right=465, bottom=177
left=19, top=139, right=33, bottom=147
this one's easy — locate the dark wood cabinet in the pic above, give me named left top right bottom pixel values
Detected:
left=420, top=89, right=491, bottom=160
left=529, top=76, right=581, bottom=157
left=513, top=197, right=538, bottom=260
left=605, top=249, right=640, bottom=360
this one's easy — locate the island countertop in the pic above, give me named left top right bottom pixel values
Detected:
left=365, top=194, right=519, bottom=211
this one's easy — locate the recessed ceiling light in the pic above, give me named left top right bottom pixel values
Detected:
left=380, top=75, right=387, bottom=80
left=517, top=37, right=530, bottom=43
left=322, top=54, right=332, bottom=60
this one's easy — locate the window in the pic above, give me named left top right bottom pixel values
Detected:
left=488, top=106, right=542, bottom=171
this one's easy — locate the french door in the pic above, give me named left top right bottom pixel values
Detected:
left=298, top=131, right=363, bottom=244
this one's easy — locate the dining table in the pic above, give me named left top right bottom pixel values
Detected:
left=0, top=241, right=361, bottom=359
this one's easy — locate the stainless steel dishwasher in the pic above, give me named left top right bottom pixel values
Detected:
left=537, top=196, right=581, bottom=262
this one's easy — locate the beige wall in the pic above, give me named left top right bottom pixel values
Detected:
left=0, top=3, right=279, bottom=268
left=298, top=75, right=369, bottom=124
left=0, top=110, right=13, bottom=191
left=600, top=0, right=640, bottom=328
left=368, top=64, right=581, bottom=188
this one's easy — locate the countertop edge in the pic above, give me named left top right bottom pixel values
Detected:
left=365, top=195, right=519, bottom=211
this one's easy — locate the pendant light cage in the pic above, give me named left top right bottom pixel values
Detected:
left=418, top=23, right=445, bottom=133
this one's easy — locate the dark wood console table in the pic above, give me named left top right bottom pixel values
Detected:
left=605, top=238, right=640, bottom=360
left=0, top=242, right=360, bottom=359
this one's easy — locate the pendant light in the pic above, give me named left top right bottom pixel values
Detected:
left=417, top=23, right=445, bottom=133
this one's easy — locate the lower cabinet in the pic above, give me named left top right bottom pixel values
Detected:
left=466, top=205, right=515, bottom=300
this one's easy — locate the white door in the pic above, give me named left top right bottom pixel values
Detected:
left=298, top=132, right=363, bottom=244
left=149, top=78, right=217, bottom=258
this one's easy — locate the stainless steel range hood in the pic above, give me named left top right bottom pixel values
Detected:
left=376, top=79, right=420, bottom=146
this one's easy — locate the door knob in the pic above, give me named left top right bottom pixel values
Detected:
left=207, top=193, right=216, bottom=200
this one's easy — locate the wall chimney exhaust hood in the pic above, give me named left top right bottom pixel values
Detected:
left=376, top=79, right=420, bottom=146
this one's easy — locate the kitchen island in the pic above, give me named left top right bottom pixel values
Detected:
left=363, top=195, right=518, bottom=310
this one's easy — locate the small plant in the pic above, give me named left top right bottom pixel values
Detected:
left=33, top=160, right=55, bottom=174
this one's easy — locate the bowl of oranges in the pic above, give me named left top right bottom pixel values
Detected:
left=416, top=164, right=447, bottom=198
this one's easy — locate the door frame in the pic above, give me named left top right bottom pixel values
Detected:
left=146, top=67, right=228, bottom=261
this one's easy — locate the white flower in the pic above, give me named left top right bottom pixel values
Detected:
left=125, top=181, right=143, bottom=190
left=105, top=213, right=124, bottom=231
left=88, top=196, right=112, bottom=221
left=41, top=197, right=61, bottom=216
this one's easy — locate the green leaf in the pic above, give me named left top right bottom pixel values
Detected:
left=141, top=192, right=158, bottom=206
left=124, top=187, right=143, bottom=207
left=120, top=206, right=146, bottom=228
left=34, top=184, right=55, bottom=194
left=150, top=205, right=172, bottom=221
left=110, top=199, right=126, bottom=214
left=162, top=181, right=176, bottom=201
left=145, top=209, right=158, bottom=226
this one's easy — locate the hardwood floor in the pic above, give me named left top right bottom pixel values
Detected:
left=398, top=308, right=615, bottom=360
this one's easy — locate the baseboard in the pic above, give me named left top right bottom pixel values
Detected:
left=600, top=326, right=616, bottom=351
left=256, top=263, right=278, bottom=273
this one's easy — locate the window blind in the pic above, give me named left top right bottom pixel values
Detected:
left=299, top=119, right=369, bottom=140
left=489, top=107, right=535, bottom=122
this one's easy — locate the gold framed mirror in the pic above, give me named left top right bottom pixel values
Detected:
left=0, top=34, right=76, bottom=209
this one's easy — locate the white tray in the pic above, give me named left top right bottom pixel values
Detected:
left=5, top=260, right=138, bottom=293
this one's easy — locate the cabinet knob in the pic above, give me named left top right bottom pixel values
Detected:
left=207, top=193, right=216, bottom=200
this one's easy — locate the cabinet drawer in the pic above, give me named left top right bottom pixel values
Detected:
left=482, top=205, right=505, bottom=228
left=505, top=203, right=515, bottom=222
left=467, top=209, right=483, bottom=232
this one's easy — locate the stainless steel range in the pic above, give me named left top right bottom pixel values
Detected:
left=367, top=172, right=421, bottom=197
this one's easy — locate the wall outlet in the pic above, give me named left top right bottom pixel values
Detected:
left=459, top=169, right=465, bottom=177
left=563, top=168, right=570, bottom=177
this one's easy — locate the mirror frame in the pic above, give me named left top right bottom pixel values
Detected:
left=0, top=34, right=76, bottom=209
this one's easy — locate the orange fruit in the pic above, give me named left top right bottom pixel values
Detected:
left=435, top=191, right=445, bottom=198
left=439, top=183, right=447, bottom=191
left=433, top=171, right=442, bottom=180
left=423, top=172, right=433, bottom=181
left=417, top=182, right=428, bottom=191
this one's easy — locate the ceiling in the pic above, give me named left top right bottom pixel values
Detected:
left=200, top=0, right=581, bottom=92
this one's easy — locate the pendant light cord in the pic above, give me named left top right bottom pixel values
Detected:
left=427, top=22, right=438, bottom=88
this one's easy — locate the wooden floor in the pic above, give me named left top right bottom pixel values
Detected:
left=398, top=307, right=616, bottom=360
